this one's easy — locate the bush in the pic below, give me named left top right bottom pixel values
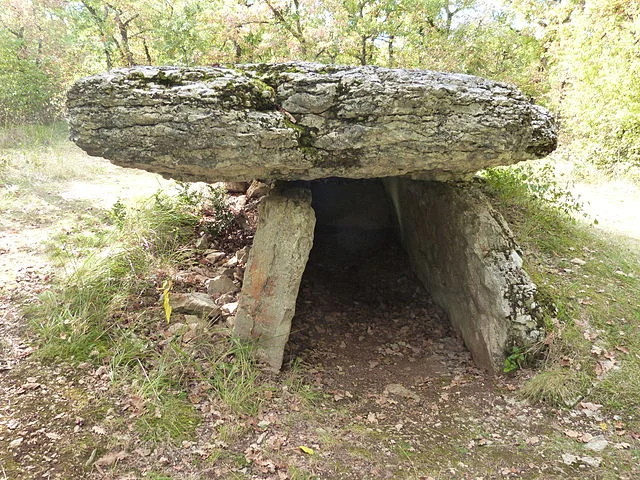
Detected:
left=0, top=34, right=61, bottom=125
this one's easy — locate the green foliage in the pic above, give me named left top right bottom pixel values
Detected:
left=208, top=337, right=263, bottom=415
left=0, top=0, right=551, bottom=124
left=519, top=0, right=640, bottom=171
left=136, top=393, right=200, bottom=443
left=503, top=346, right=525, bottom=373
left=200, top=185, right=235, bottom=237
left=0, top=42, right=58, bottom=124
left=480, top=161, right=586, bottom=218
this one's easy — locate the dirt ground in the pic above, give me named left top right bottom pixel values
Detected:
left=1, top=146, right=640, bottom=479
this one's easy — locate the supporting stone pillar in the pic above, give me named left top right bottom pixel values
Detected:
left=234, top=186, right=316, bottom=370
left=384, top=178, right=544, bottom=372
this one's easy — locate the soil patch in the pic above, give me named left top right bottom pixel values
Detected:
left=289, top=242, right=467, bottom=398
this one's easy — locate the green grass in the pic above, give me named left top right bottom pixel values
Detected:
left=0, top=122, right=107, bottom=185
left=22, top=165, right=262, bottom=442
left=136, top=393, right=200, bottom=443
left=483, top=165, right=640, bottom=415
left=520, top=368, right=593, bottom=407
left=0, top=121, right=69, bottom=150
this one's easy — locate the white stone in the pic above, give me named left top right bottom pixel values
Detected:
left=221, top=302, right=238, bottom=316
left=584, top=435, right=608, bottom=452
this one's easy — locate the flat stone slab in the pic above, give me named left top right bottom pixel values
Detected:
left=67, top=62, right=557, bottom=182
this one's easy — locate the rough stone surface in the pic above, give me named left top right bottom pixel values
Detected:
left=206, top=274, right=238, bottom=297
left=233, top=186, right=315, bottom=370
left=67, top=62, right=557, bottom=182
left=384, top=178, right=545, bottom=372
left=170, top=292, right=221, bottom=318
left=246, top=180, right=270, bottom=199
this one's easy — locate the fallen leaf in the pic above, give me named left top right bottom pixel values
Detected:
left=298, top=445, right=314, bottom=455
left=384, top=383, right=420, bottom=401
left=579, top=402, right=602, bottom=411
left=579, top=432, right=593, bottom=443
left=564, top=429, right=580, bottom=439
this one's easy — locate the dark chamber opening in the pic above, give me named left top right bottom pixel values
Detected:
left=285, top=178, right=468, bottom=384
left=308, top=177, right=396, bottom=268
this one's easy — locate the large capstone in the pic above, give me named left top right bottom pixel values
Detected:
left=67, top=62, right=557, bottom=183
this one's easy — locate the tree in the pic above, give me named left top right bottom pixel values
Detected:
left=517, top=0, right=640, bottom=168
left=0, top=0, right=549, bottom=124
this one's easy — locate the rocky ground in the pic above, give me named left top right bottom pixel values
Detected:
left=1, top=144, right=640, bottom=479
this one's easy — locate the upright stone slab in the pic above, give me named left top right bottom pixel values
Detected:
left=234, top=187, right=315, bottom=370
left=385, top=179, right=544, bottom=372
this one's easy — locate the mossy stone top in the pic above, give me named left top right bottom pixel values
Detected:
left=67, top=62, right=557, bottom=182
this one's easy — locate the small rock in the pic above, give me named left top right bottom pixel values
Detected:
left=9, top=437, right=23, bottom=449
left=21, top=382, right=41, bottom=391
left=205, top=250, right=226, bottom=264
left=235, top=246, right=251, bottom=264
left=221, top=302, right=238, bottom=316
left=234, top=267, right=245, bottom=282
left=217, top=293, right=236, bottom=305
left=384, top=383, right=420, bottom=401
left=580, top=455, right=602, bottom=467
left=167, top=323, right=188, bottom=336
left=195, top=235, right=210, bottom=249
left=229, top=195, right=247, bottom=211
left=571, top=258, right=586, bottom=266
left=206, top=275, right=237, bottom=297
left=584, top=435, right=608, bottom=452
left=224, top=182, right=249, bottom=193
left=223, top=256, right=238, bottom=268
left=170, top=292, right=220, bottom=317
left=246, top=180, right=270, bottom=199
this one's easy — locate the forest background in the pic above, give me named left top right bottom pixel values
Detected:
left=1, top=0, right=639, bottom=176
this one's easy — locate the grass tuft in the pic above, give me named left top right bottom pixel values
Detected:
left=520, top=368, right=592, bottom=407
left=136, top=393, right=200, bottom=443
left=208, top=336, right=263, bottom=415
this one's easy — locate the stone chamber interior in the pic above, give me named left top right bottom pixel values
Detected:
left=284, top=178, right=473, bottom=385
